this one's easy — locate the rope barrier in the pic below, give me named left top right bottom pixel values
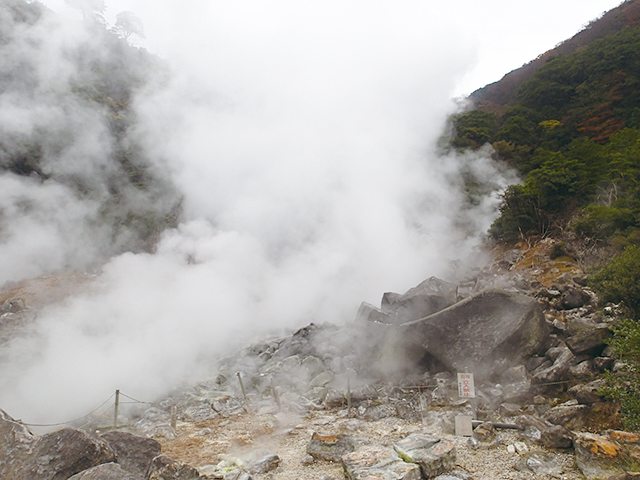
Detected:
left=20, top=393, right=115, bottom=427
left=119, top=391, right=159, bottom=405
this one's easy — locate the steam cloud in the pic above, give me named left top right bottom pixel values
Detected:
left=0, top=0, right=518, bottom=426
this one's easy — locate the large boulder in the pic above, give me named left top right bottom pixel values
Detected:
left=0, top=408, right=116, bottom=480
left=574, top=432, right=640, bottom=480
left=399, top=290, right=550, bottom=380
left=68, top=463, right=142, bottom=480
left=101, top=431, right=161, bottom=478
left=381, top=277, right=458, bottom=323
left=342, top=445, right=422, bottom=480
left=393, top=433, right=456, bottom=478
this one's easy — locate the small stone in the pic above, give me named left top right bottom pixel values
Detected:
left=473, top=422, right=496, bottom=443
left=514, top=442, right=528, bottom=454
left=507, top=444, right=516, bottom=454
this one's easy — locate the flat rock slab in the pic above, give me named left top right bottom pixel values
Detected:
left=394, top=433, right=456, bottom=478
left=68, top=462, right=142, bottom=480
left=400, top=289, right=549, bottom=379
left=342, top=446, right=422, bottom=480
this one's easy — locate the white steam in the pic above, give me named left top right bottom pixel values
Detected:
left=0, top=0, right=518, bottom=426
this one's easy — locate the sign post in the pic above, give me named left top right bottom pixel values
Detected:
left=455, top=372, right=476, bottom=436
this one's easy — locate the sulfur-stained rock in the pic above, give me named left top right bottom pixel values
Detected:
left=307, top=433, right=358, bottom=462
left=393, top=433, right=456, bottom=478
left=574, top=432, right=640, bottom=480
left=147, top=455, right=203, bottom=480
left=342, top=445, right=422, bottom=480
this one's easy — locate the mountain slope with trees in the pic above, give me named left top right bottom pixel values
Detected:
left=451, top=0, right=640, bottom=428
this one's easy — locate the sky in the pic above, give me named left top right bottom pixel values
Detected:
left=0, top=0, right=627, bottom=426
left=43, top=0, right=625, bottom=96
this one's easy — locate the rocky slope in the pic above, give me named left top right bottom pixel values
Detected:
left=1, top=238, right=639, bottom=479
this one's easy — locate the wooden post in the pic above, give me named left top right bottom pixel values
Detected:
left=347, top=376, right=352, bottom=417
left=237, top=372, right=248, bottom=413
left=170, top=406, right=177, bottom=430
left=113, top=390, right=120, bottom=430
left=271, top=378, right=281, bottom=412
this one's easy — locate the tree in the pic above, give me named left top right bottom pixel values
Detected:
left=113, top=11, right=145, bottom=41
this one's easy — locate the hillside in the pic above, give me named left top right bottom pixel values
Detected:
left=0, top=0, right=181, bottom=263
left=451, top=0, right=640, bottom=429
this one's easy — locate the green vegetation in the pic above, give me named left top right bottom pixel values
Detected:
left=452, top=12, right=640, bottom=427
left=0, top=0, right=180, bottom=254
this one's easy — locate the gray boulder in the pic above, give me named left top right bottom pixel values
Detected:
left=393, top=433, right=456, bottom=479
left=68, top=463, right=142, bottom=480
left=381, top=277, right=458, bottom=323
left=342, top=445, right=422, bottom=480
left=400, top=290, right=549, bottom=379
left=101, top=431, right=161, bottom=478
left=307, top=433, right=358, bottom=462
left=0, top=409, right=117, bottom=480
left=147, top=455, right=203, bottom=480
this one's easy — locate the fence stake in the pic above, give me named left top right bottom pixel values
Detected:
left=114, top=390, right=120, bottom=430
left=271, top=377, right=281, bottom=412
left=347, top=376, right=352, bottom=417
left=237, top=372, right=249, bottom=413
left=171, top=406, right=177, bottom=430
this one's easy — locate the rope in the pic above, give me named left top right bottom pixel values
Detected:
left=119, top=392, right=159, bottom=405
left=20, top=393, right=116, bottom=427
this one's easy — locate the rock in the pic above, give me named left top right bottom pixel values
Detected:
left=569, top=360, right=596, bottom=379
left=574, top=432, right=640, bottom=480
left=400, top=290, right=549, bottom=380
left=324, top=389, right=346, bottom=408
left=595, top=356, right=616, bottom=372
left=100, top=431, right=161, bottom=478
left=393, top=433, right=456, bottom=478
left=566, top=325, right=612, bottom=356
left=532, top=344, right=576, bottom=384
left=342, top=445, right=422, bottom=480
left=0, top=421, right=117, bottom=480
left=241, top=451, right=280, bottom=474
left=307, top=432, right=358, bottom=462
left=395, top=402, right=422, bottom=422
left=0, top=408, right=35, bottom=479
left=569, top=379, right=607, bottom=404
left=356, top=302, right=394, bottom=324
left=541, top=425, right=574, bottom=449
left=472, top=422, right=496, bottom=443
left=147, top=455, right=203, bottom=480
left=542, top=400, right=589, bottom=430
left=515, top=415, right=554, bottom=444
left=68, top=462, right=142, bottom=480
left=131, top=407, right=176, bottom=439
left=310, top=371, right=334, bottom=388
left=381, top=277, right=458, bottom=323
left=559, top=288, right=592, bottom=310
left=498, top=403, right=521, bottom=417
left=515, top=451, right=563, bottom=476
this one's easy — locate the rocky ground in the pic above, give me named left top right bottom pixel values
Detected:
left=2, top=237, right=640, bottom=480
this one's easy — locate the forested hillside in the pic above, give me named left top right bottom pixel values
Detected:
left=0, top=0, right=181, bottom=260
left=451, top=0, right=640, bottom=427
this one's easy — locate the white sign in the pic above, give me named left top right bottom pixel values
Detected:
left=457, top=372, right=475, bottom=398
